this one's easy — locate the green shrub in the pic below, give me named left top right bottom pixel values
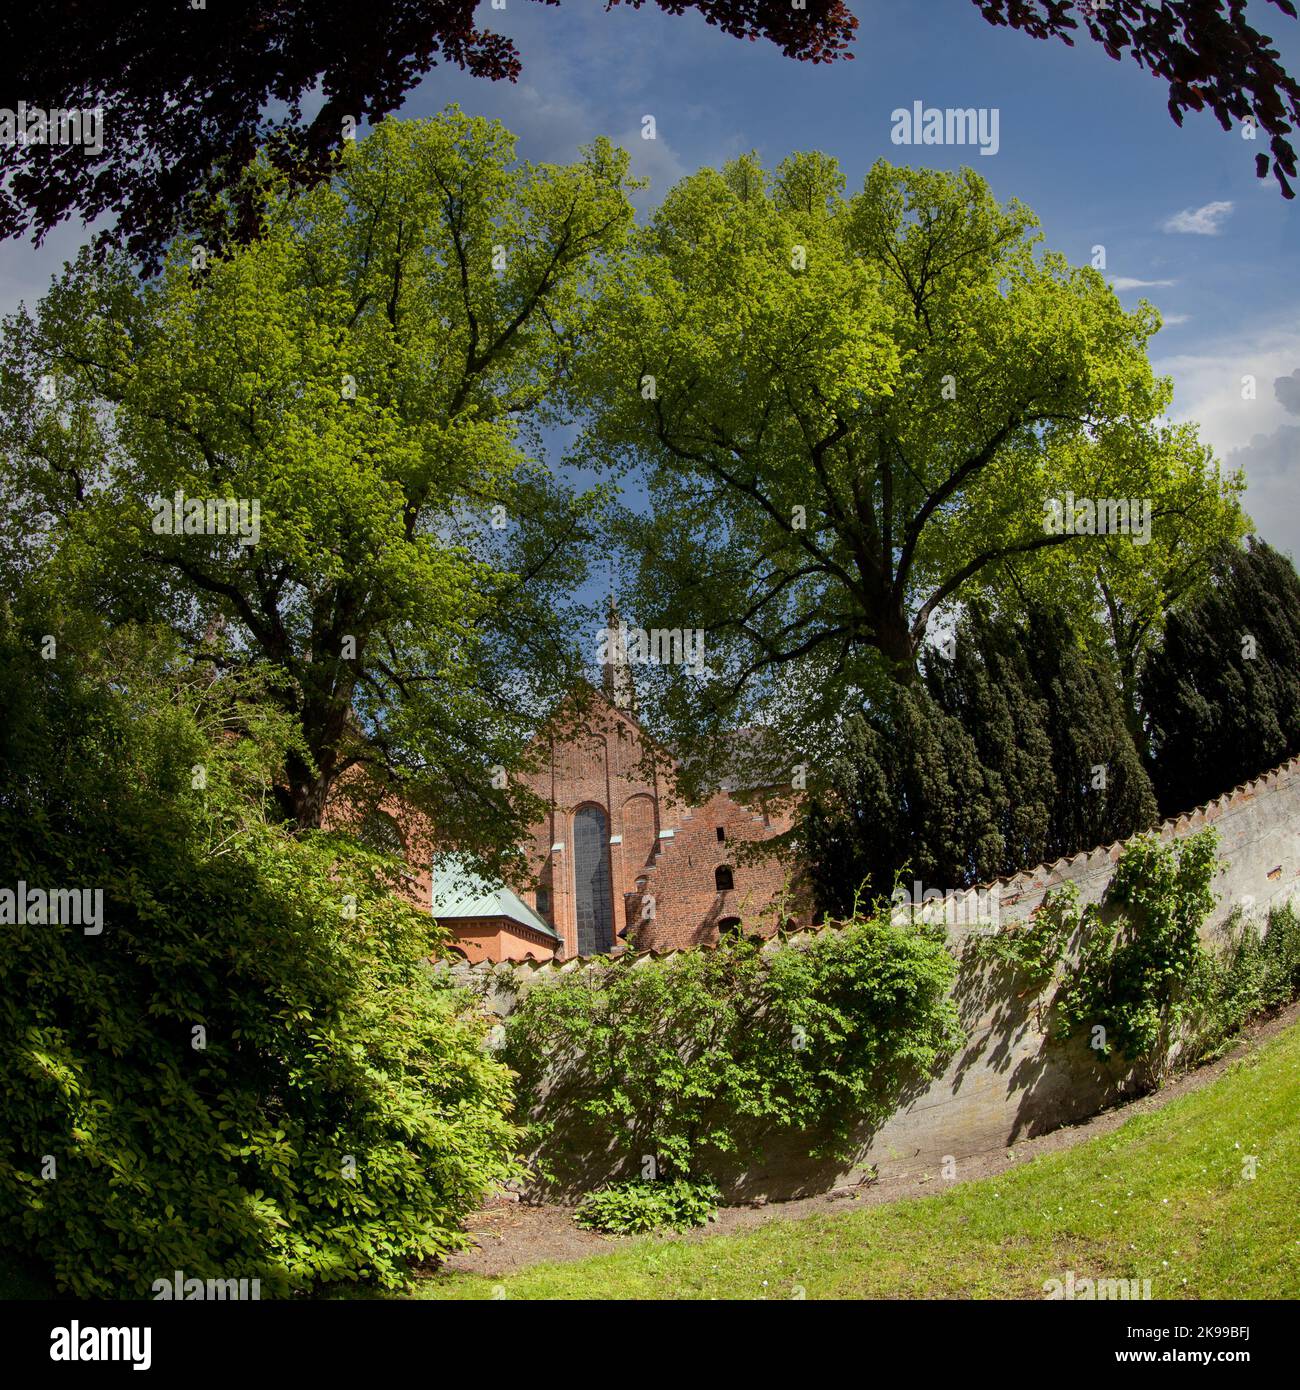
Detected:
left=1054, top=830, right=1219, bottom=1078
left=0, top=622, right=521, bottom=1297
left=1197, top=903, right=1300, bottom=1055
left=504, top=909, right=962, bottom=1182
left=574, top=1179, right=721, bottom=1235
left=1247, top=902, right=1300, bottom=1008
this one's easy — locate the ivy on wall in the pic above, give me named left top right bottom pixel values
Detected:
left=975, top=828, right=1300, bottom=1084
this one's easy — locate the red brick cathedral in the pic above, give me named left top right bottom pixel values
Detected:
left=434, top=610, right=807, bottom=964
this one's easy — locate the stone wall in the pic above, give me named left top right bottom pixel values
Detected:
left=442, top=755, right=1300, bottom=1200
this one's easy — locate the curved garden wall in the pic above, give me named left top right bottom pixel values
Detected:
left=444, top=755, right=1300, bottom=1200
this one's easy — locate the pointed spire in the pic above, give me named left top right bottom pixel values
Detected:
left=602, top=593, right=637, bottom=714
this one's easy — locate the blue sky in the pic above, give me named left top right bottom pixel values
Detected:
left=5, top=0, right=1299, bottom=554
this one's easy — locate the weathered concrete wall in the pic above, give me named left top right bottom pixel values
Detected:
left=977, top=754, right=1300, bottom=936
left=442, top=755, right=1300, bottom=1199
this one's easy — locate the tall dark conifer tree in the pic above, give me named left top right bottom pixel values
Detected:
left=1140, top=539, right=1300, bottom=815
left=1020, top=608, right=1158, bottom=857
left=804, top=604, right=1160, bottom=919
left=924, top=608, right=1056, bottom=876
left=803, top=684, right=1004, bottom=918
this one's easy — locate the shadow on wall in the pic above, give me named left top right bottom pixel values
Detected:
left=455, top=754, right=1300, bottom=1203
left=504, top=945, right=1133, bottom=1205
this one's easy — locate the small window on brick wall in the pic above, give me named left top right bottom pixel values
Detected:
left=715, top=865, right=734, bottom=892
left=537, top=887, right=551, bottom=918
left=716, top=825, right=726, bottom=842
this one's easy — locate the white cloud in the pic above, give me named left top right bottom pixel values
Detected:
left=1158, top=313, right=1191, bottom=327
left=1154, top=315, right=1300, bottom=557
left=1110, top=277, right=1176, bottom=291
left=1155, top=320, right=1300, bottom=446
left=1162, top=201, right=1234, bottom=235
left=1227, top=428, right=1300, bottom=562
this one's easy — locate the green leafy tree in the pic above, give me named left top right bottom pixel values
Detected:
left=573, top=154, right=1226, bottom=785
left=0, top=613, right=520, bottom=1296
left=0, top=111, right=635, bottom=868
left=1140, top=538, right=1300, bottom=814
left=1020, top=422, right=1247, bottom=739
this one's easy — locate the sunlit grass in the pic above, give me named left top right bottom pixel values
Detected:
left=418, top=1019, right=1300, bottom=1300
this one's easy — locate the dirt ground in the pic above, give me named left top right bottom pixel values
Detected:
left=438, top=999, right=1300, bottom=1278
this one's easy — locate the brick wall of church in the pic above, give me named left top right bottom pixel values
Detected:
left=625, top=788, right=802, bottom=952
left=448, top=917, right=559, bottom=965
left=324, top=688, right=809, bottom=962
left=513, top=692, right=808, bottom=958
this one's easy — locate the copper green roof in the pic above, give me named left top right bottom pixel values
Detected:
left=428, top=854, right=559, bottom=940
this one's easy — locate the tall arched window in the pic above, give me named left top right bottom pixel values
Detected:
left=359, top=809, right=406, bottom=859
left=715, top=865, right=734, bottom=892
left=573, top=805, right=614, bottom=955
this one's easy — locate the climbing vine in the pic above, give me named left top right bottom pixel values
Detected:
left=968, top=881, right=1083, bottom=989
left=1054, top=831, right=1219, bottom=1079
left=976, top=829, right=1298, bottom=1081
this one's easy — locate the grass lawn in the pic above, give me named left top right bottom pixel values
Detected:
left=417, top=1017, right=1300, bottom=1300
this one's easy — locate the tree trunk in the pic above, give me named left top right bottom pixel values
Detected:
left=282, top=754, right=336, bottom=830
left=278, top=679, right=357, bottom=830
left=876, top=608, right=919, bottom=683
